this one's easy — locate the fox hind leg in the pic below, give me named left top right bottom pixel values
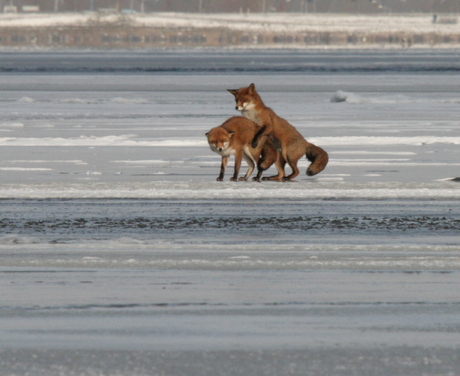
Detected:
left=262, top=154, right=286, bottom=181
left=240, top=152, right=256, bottom=181
left=284, top=156, right=300, bottom=180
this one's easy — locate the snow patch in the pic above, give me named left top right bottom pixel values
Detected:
left=18, top=96, right=35, bottom=103
left=0, top=122, right=24, bottom=128
left=0, top=235, right=40, bottom=244
left=330, top=90, right=364, bottom=104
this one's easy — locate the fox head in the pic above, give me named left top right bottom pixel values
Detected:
left=205, top=127, right=235, bottom=154
left=227, top=83, right=259, bottom=112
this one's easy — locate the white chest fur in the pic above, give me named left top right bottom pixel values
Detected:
left=242, top=109, right=262, bottom=126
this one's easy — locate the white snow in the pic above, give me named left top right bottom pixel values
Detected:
left=0, top=12, right=459, bottom=35
left=0, top=182, right=458, bottom=200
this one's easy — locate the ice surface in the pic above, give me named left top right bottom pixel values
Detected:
left=0, top=50, right=459, bottom=375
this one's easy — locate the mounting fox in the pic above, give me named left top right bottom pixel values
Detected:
left=228, top=83, right=329, bottom=181
left=205, top=116, right=277, bottom=181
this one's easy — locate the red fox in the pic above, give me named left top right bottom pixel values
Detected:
left=206, top=116, right=277, bottom=181
left=228, top=83, right=329, bottom=181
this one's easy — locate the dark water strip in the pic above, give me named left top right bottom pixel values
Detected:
left=2, top=50, right=460, bottom=73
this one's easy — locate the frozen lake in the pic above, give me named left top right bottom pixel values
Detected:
left=0, top=49, right=459, bottom=375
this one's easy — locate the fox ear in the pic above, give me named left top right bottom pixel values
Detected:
left=248, top=83, right=256, bottom=94
left=227, top=89, right=238, bottom=97
left=228, top=131, right=235, bottom=138
left=205, top=132, right=209, bottom=136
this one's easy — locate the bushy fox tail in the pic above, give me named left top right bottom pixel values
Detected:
left=305, top=143, right=329, bottom=176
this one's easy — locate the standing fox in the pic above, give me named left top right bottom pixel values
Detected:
left=206, top=116, right=277, bottom=181
left=228, top=83, right=328, bottom=181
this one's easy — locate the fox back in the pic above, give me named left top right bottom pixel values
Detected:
left=206, top=116, right=262, bottom=155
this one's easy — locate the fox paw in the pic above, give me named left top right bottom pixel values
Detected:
left=262, top=176, right=285, bottom=182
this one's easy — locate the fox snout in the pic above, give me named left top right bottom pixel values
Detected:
left=209, top=143, right=227, bottom=153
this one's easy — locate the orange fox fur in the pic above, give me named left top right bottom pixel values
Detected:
left=206, top=116, right=277, bottom=181
left=228, top=83, right=328, bottom=181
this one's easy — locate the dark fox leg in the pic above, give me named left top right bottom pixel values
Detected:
left=253, top=170, right=263, bottom=181
left=217, top=156, right=229, bottom=181
left=251, top=125, right=266, bottom=148
left=230, top=151, right=244, bottom=181
left=253, top=142, right=277, bottom=181
left=253, top=157, right=273, bottom=181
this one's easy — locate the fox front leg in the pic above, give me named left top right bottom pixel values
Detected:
left=217, top=156, right=229, bottom=181
left=230, top=151, right=243, bottom=181
left=251, top=125, right=266, bottom=148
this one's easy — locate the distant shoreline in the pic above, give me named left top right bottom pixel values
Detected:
left=1, top=12, right=459, bottom=49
